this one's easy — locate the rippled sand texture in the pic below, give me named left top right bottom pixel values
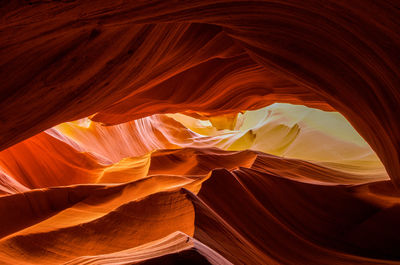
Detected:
left=1, top=1, right=400, bottom=264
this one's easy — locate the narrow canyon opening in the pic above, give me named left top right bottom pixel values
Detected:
left=1, top=1, right=400, bottom=264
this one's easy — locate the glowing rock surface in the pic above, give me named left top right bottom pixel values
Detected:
left=0, top=1, right=400, bottom=264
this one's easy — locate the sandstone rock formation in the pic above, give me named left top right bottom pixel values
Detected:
left=0, top=1, right=399, bottom=264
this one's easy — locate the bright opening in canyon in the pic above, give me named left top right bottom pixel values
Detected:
left=48, top=103, right=387, bottom=184
left=1, top=1, right=400, bottom=265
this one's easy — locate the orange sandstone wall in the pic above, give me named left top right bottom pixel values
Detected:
left=0, top=1, right=399, bottom=185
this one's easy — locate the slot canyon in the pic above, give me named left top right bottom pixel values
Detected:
left=0, top=1, right=400, bottom=264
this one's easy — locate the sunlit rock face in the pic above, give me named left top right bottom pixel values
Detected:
left=53, top=104, right=386, bottom=180
left=1, top=1, right=400, bottom=264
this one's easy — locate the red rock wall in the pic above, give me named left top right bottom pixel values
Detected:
left=1, top=1, right=398, bottom=186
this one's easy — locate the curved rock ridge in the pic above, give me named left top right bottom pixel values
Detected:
left=64, top=231, right=232, bottom=265
left=0, top=1, right=400, bottom=264
left=0, top=1, right=399, bottom=185
left=0, top=122, right=386, bottom=193
left=53, top=103, right=386, bottom=173
left=187, top=167, right=400, bottom=264
left=0, top=131, right=257, bottom=191
left=0, top=185, right=199, bottom=264
left=0, top=147, right=398, bottom=264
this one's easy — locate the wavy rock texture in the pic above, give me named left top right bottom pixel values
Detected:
left=0, top=1, right=400, bottom=264
left=0, top=145, right=399, bottom=264
left=1, top=0, right=399, bottom=185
